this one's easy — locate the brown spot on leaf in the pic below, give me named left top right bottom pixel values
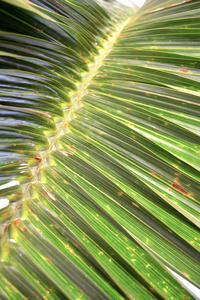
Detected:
left=118, top=191, right=123, bottom=196
left=69, top=145, right=76, bottom=151
left=132, top=202, right=139, bottom=207
left=83, top=134, right=92, bottom=141
left=20, top=227, right=28, bottom=233
left=14, top=218, right=21, bottom=227
left=172, top=183, right=188, bottom=195
left=34, top=155, right=42, bottom=162
left=178, top=69, right=190, bottom=73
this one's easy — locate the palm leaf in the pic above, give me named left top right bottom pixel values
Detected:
left=0, top=0, right=199, bottom=299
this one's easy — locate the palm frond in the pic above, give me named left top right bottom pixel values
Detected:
left=0, top=0, right=199, bottom=299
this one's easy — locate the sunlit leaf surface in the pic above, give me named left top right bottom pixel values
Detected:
left=0, top=0, right=199, bottom=299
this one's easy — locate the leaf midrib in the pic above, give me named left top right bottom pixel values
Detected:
left=1, top=16, right=131, bottom=241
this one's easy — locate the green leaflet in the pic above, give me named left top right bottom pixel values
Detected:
left=0, top=0, right=200, bottom=299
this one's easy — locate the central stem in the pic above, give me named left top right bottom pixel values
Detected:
left=1, top=17, right=130, bottom=242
